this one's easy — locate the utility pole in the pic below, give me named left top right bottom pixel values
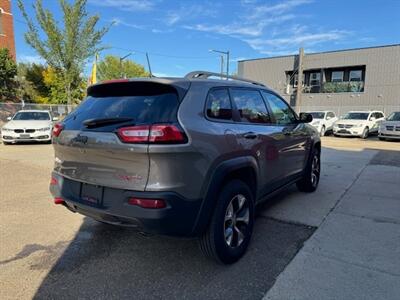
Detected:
left=209, top=49, right=230, bottom=79
left=219, top=55, right=224, bottom=79
left=120, top=53, right=132, bottom=78
left=295, top=47, right=304, bottom=110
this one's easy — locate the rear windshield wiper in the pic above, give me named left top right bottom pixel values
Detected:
left=83, top=117, right=134, bottom=128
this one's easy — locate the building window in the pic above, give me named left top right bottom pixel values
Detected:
left=0, top=8, right=3, bottom=35
left=310, top=72, right=321, bottom=86
left=331, top=71, right=344, bottom=82
left=349, top=70, right=362, bottom=81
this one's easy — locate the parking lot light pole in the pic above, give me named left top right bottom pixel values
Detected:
left=209, top=49, right=230, bottom=79
left=120, top=53, right=133, bottom=78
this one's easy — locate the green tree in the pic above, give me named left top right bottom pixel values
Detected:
left=0, top=48, right=18, bottom=102
left=16, top=62, right=49, bottom=103
left=18, top=0, right=110, bottom=104
left=97, top=55, right=149, bottom=81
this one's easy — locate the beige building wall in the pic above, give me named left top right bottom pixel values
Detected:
left=238, top=45, right=400, bottom=114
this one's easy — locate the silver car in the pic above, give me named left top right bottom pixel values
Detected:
left=379, top=111, right=400, bottom=141
left=49, top=71, right=321, bottom=264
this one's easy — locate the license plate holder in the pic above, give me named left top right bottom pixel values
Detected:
left=80, top=183, right=103, bottom=206
left=20, top=134, right=30, bottom=139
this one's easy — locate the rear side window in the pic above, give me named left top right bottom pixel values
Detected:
left=64, top=84, right=179, bottom=131
left=262, top=91, right=297, bottom=125
left=206, top=88, right=233, bottom=121
left=230, top=89, right=271, bottom=124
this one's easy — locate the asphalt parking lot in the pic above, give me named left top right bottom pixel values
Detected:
left=1, top=137, right=399, bottom=299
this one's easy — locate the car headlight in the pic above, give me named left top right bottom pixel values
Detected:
left=1, top=127, right=13, bottom=132
left=37, top=127, right=51, bottom=131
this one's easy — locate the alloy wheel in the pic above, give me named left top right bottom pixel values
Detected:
left=311, top=154, right=320, bottom=187
left=224, top=194, right=250, bottom=248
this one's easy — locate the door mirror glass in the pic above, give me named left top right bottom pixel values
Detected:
left=6, top=116, right=12, bottom=121
left=299, top=113, right=313, bottom=123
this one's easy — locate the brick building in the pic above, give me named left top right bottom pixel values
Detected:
left=0, top=0, right=16, bottom=60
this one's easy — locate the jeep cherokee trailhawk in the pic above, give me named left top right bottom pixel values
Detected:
left=50, top=71, right=320, bottom=264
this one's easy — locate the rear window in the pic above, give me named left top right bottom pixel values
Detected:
left=64, top=87, right=179, bottom=131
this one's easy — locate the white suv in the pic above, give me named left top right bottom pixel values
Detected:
left=304, top=111, right=338, bottom=136
left=333, top=111, right=385, bottom=139
left=379, top=111, right=400, bottom=141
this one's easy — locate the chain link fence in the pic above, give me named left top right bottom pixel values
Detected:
left=1, top=102, right=399, bottom=129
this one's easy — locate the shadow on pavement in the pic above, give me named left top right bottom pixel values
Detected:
left=33, top=216, right=314, bottom=299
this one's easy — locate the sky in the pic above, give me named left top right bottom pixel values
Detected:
left=12, top=0, right=400, bottom=77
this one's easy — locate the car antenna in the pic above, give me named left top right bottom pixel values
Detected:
left=146, top=52, right=153, bottom=77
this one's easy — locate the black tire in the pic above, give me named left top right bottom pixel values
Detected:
left=378, top=137, right=386, bottom=141
left=320, top=125, right=326, bottom=137
left=2, top=142, right=11, bottom=145
left=361, top=127, right=369, bottom=139
left=296, top=147, right=320, bottom=193
left=199, top=179, right=254, bottom=264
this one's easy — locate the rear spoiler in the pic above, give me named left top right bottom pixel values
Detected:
left=87, top=79, right=191, bottom=101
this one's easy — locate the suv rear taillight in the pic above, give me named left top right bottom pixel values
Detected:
left=117, top=124, right=186, bottom=144
left=52, top=123, right=64, bottom=137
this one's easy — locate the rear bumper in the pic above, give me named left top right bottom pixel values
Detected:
left=50, top=173, right=202, bottom=237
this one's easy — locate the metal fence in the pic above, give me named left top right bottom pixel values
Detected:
left=1, top=102, right=399, bottom=128
left=0, top=103, right=76, bottom=127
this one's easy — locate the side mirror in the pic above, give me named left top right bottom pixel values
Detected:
left=6, top=117, right=12, bottom=121
left=370, top=117, right=376, bottom=121
left=53, top=117, right=59, bottom=121
left=299, top=113, right=313, bottom=123
left=326, top=116, right=331, bottom=120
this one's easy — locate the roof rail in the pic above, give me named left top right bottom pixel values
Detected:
left=184, top=71, right=266, bottom=87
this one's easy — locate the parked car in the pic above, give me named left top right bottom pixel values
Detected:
left=302, top=111, right=338, bottom=136
left=49, top=71, right=321, bottom=264
left=333, top=111, right=385, bottom=139
left=1, top=110, right=57, bottom=145
left=379, top=111, right=400, bottom=141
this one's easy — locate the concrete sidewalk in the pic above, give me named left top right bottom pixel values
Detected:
left=264, top=149, right=400, bottom=300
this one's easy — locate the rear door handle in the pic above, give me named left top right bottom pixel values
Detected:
left=244, top=132, right=258, bottom=139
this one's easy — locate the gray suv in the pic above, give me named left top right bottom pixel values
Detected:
left=50, top=71, right=320, bottom=264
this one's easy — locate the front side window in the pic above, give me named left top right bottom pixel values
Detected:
left=206, top=89, right=232, bottom=121
left=349, top=70, right=362, bottom=82
left=262, top=91, right=296, bottom=125
left=327, top=112, right=336, bottom=119
left=230, top=89, right=271, bottom=124
left=331, top=71, right=344, bottom=82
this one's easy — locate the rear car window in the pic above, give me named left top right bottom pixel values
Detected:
left=64, top=84, right=180, bottom=131
left=230, top=89, right=271, bottom=124
left=206, top=89, right=233, bottom=121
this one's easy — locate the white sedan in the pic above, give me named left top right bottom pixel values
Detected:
left=1, top=110, right=58, bottom=144
left=333, top=111, right=385, bottom=139
left=303, top=111, right=338, bottom=136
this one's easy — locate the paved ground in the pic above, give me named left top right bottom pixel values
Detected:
left=265, top=139, right=400, bottom=300
left=0, top=136, right=399, bottom=299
